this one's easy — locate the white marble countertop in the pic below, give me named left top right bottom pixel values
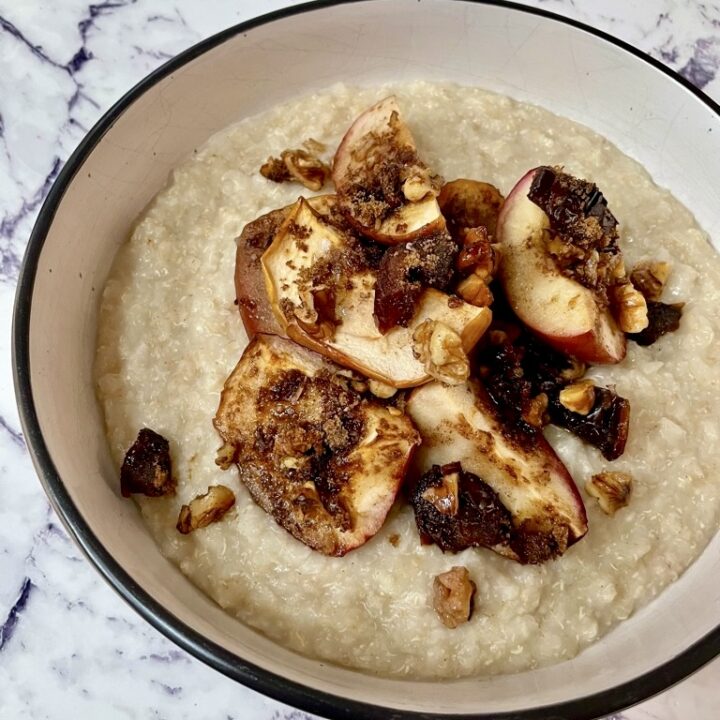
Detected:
left=1, top=1, right=719, bottom=718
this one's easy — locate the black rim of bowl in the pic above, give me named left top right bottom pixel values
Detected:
left=12, top=1, right=720, bottom=718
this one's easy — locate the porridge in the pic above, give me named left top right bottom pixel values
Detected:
left=95, top=82, right=720, bottom=679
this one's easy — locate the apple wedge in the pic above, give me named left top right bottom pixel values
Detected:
left=234, top=195, right=342, bottom=338
left=333, top=95, right=445, bottom=244
left=406, top=380, right=588, bottom=563
left=214, top=334, right=420, bottom=556
left=497, top=168, right=627, bottom=364
left=261, top=198, right=491, bottom=387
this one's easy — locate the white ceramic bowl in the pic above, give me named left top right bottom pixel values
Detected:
left=13, top=1, right=720, bottom=717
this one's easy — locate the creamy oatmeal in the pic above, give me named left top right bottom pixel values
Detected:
left=95, top=82, right=720, bottom=679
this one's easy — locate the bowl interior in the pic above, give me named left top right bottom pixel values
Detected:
left=18, top=0, right=720, bottom=716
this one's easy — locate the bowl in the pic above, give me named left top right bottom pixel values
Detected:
left=13, top=1, right=720, bottom=717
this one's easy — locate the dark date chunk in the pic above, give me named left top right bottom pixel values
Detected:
left=477, top=322, right=580, bottom=445
left=528, top=166, right=618, bottom=242
left=528, top=166, right=622, bottom=299
left=477, top=308, right=630, bottom=461
left=373, top=231, right=458, bottom=332
left=549, top=387, right=630, bottom=461
left=120, top=428, right=175, bottom=498
left=410, top=462, right=513, bottom=553
left=628, top=301, right=684, bottom=346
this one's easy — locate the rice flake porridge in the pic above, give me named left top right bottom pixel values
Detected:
left=95, top=82, right=720, bottom=679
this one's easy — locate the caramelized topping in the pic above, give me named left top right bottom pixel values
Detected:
left=373, top=230, right=457, bottom=332
left=433, top=566, right=476, bottom=629
left=411, top=462, right=571, bottom=564
left=628, top=301, right=684, bottom=346
left=214, top=336, right=420, bottom=556
left=410, top=463, right=513, bottom=553
left=120, top=428, right=175, bottom=498
left=528, top=166, right=623, bottom=306
left=338, top=110, right=440, bottom=231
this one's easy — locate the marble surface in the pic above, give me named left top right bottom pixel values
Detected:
left=1, top=0, right=719, bottom=718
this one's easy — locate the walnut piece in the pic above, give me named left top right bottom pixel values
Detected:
left=586, top=471, right=633, bottom=515
left=522, top=392, right=548, bottom=428
left=412, top=320, right=470, bottom=385
left=456, top=226, right=497, bottom=280
left=612, top=281, right=649, bottom=333
left=560, top=357, right=587, bottom=382
left=420, top=468, right=460, bottom=516
left=402, top=173, right=434, bottom=201
left=433, top=566, right=476, bottom=629
left=368, top=378, right=397, bottom=399
left=456, top=273, right=493, bottom=307
left=176, top=485, right=236, bottom=534
left=120, top=428, right=175, bottom=498
left=630, top=261, right=671, bottom=301
left=215, top=442, right=236, bottom=470
left=558, top=380, right=596, bottom=416
left=260, top=146, right=331, bottom=191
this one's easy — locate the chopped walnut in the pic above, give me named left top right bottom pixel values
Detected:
left=560, top=357, right=587, bottom=382
left=630, top=261, right=671, bottom=301
left=260, top=147, right=331, bottom=191
left=522, top=393, right=548, bottom=428
left=302, top=137, right=326, bottom=154
left=412, top=320, right=470, bottom=385
left=433, top=566, right=476, bottom=629
left=420, top=468, right=460, bottom=516
left=215, top=442, right=236, bottom=470
left=120, top=428, right=175, bottom=498
left=258, top=156, right=290, bottom=183
left=586, top=471, right=633, bottom=515
left=368, top=378, right=397, bottom=399
left=558, top=380, right=596, bottom=416
left=176, top=485, right=236, bottom=534
left=388, top=533, right=400, bottom=547
left=456, top=226, right=498, bottom=280
left=456, top=273, right=493, bottom=307
left=612, top=280, right=649, bottom=333
left=402, top=173, right=434, bottom=201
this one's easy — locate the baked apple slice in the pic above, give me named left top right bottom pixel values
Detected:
left=497, top=167, right=630, bottom=364
left=406, top=380, right=587, bottom=563
left=214, top=334, right=420, bottom=556
left=234, top=195, right=342, bottom=338
left=261, top=197, right=491, bottom=387
left=333, top=96, right=445, bottom=244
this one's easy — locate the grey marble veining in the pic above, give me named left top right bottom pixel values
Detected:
left=1, top=1, right=719, bottom=718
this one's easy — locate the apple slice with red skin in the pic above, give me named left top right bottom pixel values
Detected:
left=406, top=380, right=588, bottom=563
left=261, top=197, right=491, bottom=388
left=333, top=96, right=445, bottom=244
left=214, top=334, right=420, bottom=556
left=496, top=168, right=626, bottom=364
left=234, top=195, right=341, bottom=338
